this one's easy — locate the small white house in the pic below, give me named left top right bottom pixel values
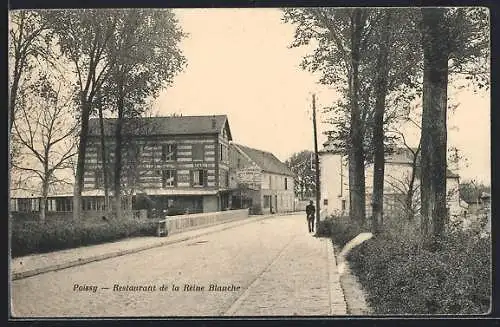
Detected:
left=319, top=140, right=467, bottom=219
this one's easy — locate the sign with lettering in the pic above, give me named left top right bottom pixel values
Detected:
left=236, top=167, right=262, bottom=190
left=193, top=162, right=208, bottom=168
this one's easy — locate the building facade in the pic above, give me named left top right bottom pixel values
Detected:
left=228, top=144, right=295, bottom=214
left=319, top=141, right=467, bottom=219
left=10, top=115, right=297, bottom=218
left=79, top=115, right=233, bottom=215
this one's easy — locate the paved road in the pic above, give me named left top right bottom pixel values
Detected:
left=11, top=213, right=345, bottom=317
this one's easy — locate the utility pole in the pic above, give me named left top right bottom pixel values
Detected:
left=312, top=94, right=321, bottom=232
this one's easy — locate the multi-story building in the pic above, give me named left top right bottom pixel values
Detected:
left=10, top=115, right=297, bottom=218
left=82, top=114, right=233, bottom=215
left=229, top=143, right=295, bottom=214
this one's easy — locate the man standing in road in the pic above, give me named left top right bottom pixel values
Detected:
left=306, top=200, right=315, bottom=233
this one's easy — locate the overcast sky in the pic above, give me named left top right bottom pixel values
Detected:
left=151, top=8, right=490, bottom=184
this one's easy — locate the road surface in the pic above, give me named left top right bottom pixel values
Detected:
left=11, top=213, right=345, bottom=317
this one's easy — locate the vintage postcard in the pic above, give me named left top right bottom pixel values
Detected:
left=8, top=7, right=491, bottom=318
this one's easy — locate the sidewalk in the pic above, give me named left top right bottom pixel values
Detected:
left=225, top=232, right=347, bottom=316
left=11, top=213, right=280, bottom=280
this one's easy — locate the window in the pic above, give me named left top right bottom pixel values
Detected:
left=10, top=199, right=18, bottom=212
left=162, top=170, right=176, bottom=188
left=31, top=198, right=39, bottom=211
left=192, top=144, right=204, bottom=161
left=225, top=171, right=229, bottom=187
left=192, top=169, right=207, bottom=187
left=46, top=199, right=55, bottom=211
left=284, top=177, right=288, bottom=190
left=96, top=143, right=103, bottom=163
left=323, top=199, right=328, bottom=206
left=162, top=144, right=177, bottom=161
left=95, top=170, right=103, bottom=188
left=237, top=158, right=241, bottom=168
left=127, top=144, right=140, bottom=163
left=263, top=195, right=271, bottom=208
left=18, top=198, right=31, bottom=212
left=341, top=200, right=346, bottom=211
left=220, top=144, right=223, bottom=161
left=56, top=198, right=72, bottom=212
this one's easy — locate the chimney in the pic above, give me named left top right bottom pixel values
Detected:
left=212, top=115, right=216, bottom=129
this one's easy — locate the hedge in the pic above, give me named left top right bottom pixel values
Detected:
left=326, top=216, right=491, bottom=315
left=11, top=218, right=158, bottom=258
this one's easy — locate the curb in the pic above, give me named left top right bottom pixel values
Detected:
left=327, top=239, right=348, bottom=315
left=12, top=213, right=286, bottom=281
left=332, top=243, right=372, bottom=315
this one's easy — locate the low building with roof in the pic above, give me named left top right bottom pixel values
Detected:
left=229, top=143, right=295, bottom=214
left=319, top=140, right=468, bottom=219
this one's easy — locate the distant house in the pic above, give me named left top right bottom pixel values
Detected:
left=466, top=191, right=491, bottom=214
left=319, top=140, right=467, bottom=219
left=229, top=144, right=295, bottom=214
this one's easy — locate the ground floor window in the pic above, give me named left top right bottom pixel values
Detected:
left=31, top=198, right=39, bottom=211
left=263, top=195, right=271, bottom=208
left=46, top=199, right=56, bottom=212
left=10, top=199, right=18, bottom=212
left=56, top=198, right=72, bottom=212
left=82, top=197, right=106, bottom=211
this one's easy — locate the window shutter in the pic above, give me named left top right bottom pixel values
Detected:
left=173, top=144, right=177, bottom=161
left=190, top=170, right=194, bottom=187
left=174, top=170, right=178, bottom=187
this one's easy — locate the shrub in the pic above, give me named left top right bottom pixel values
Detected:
left=328, top=216, right=370, bottom=247
left=11, top=218, right=158, bottom=258
left=331, top=217, right=491, bottom=314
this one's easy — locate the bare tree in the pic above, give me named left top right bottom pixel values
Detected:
left=12, top=75, right=78, bottom=222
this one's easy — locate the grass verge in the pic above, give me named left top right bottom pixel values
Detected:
left=320, top=216, right=491, bottom=314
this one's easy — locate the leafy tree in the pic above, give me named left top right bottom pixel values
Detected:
left=42, top=9, right=119, bottom=220
left=283, top=8, right=373, bottom=223
left=285, top=150, right=315, bottom=200
left=284, top=8, right=423, bottom=230
left=419, top=7, right=489, bottom=241
left=101, top=9, right=186, bottom=218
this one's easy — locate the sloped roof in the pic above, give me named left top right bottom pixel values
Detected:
left=88, top=115, right=232, bottom=140
left=233, top=144, right=294, bottom=177
left=322, top=143, right=460, bottom=179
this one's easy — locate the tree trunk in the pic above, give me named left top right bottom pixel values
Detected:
left=348, top=9, right=366, bottom=223
left=98, top=105, right=110, bottom=212
left=40, top=179, right=49, bottom=223
left=406, top=146, right=420, bottom=221
left=73, top=100, right=92, bottom=220
left=371, top=12, right=392, bottom=234
left=9, top=61, right=23, bottom=134
left=113, top=85, right=124, bottom=219
left=420, top=8, right=449, bottom=242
